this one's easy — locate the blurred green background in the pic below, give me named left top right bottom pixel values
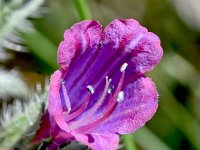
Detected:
left=1, top=0, right=200, bottom=149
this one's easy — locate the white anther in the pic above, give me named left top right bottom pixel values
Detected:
left=107, top=85, right=114, bottom=94
left=61, top=80, right=65, bottom=84
left=107, top=89, right=112, bottom=94
left=87, top=85, right=94, bottom=94
left=120, top=63, right=128, bottom=72
left=117, top=91, right=124, bottom=102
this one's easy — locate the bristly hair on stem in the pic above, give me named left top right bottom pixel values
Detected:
left=0, top=79, right=49, bottom=149
left=0, top=0, right=45, bottom=60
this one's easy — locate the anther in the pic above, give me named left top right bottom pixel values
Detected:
left=117, top=91, right=124, bottom=102
left=61, top=80, right=65, bottom=84
left=120, top=63, right=128, bottom=72
left=87, top=85, right=94, bottom=94
left=107, top=85, right=114, bottom=94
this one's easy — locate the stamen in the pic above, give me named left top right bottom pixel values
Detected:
left=61, top=80, right=65, bottom=85
left=76, top=102, right=117, bottom=132
left=87, top=85, right=94, bottom=94
left=70, top=63, right=128, bottom=131
left=65, top=94, right=90, bottom=122
left=120, top=63, right=128, bottom=72
left=112, top=72, right=125, bottom=102
left=85, top=76, right=111, bottom=117
left=117, top=91, right=124, bottom=102
left=71, top=76, right=112, bottom=129
left=61, top=82, right=71, bottom=113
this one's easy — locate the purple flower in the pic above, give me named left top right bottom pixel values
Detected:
left=34, top=19, right=163, bottom=150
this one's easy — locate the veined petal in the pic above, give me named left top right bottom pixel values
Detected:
left=60, top=19, right=162, bottom=113
left=103, top=19, right=163, bottom=74
left=58, top=20, right=102, bottom=69
left=34, top=19, right=163, bottom=150
left=48, top=70, right=71, bottom=132
left=49, top=124, right=74, bottom=149
left=72, top=132, right=119, bottom=150
left=92, top=76, right=158, bottom=134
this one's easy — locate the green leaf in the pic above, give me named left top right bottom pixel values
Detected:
left=134, top=127, right=172, bottom=150
left=20, top=29, right=59, bottom=69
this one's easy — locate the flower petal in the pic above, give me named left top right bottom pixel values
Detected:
left=72, top=132, right=119, bottom=150
left=60, top=19, right=162, bottom=113
left=103, top=19, right=163, bottom=74
left=92, top=75, right=158, bottom=134
left=58, top=20, right=102, bottom=69
left=49, top=124, right=74, bottom=149
left=48, top=70, right=71, bottom=132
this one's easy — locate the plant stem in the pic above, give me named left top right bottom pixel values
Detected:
left=74, top=0, right=92, bottom=20
left=122, top=134, right=137, bottom=150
